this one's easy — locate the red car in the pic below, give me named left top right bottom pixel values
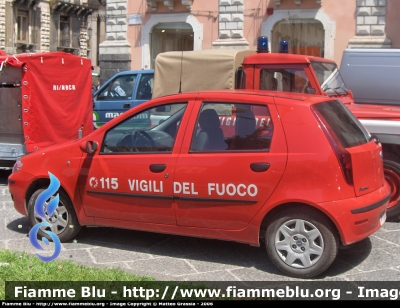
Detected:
left=8, top=90, right=390, bottom=279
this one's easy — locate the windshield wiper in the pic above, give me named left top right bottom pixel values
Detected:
left=324, top=87, right=340, bottom=96
left=324, top=86, right=348, bottom=96
left=334, top=85, right=349, bottom=95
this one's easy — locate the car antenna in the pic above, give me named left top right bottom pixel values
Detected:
left=178, top=50, right=183, bottom=93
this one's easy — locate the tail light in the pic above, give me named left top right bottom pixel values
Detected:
left=311, top=106, right=353, bottom=185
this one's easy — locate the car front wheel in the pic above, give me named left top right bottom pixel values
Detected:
left=28, top=188, right=81, bottom=242
left=265, top=206, right=338, bottom=279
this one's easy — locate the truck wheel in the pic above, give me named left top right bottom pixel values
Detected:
left=265, top=207, right=338, bottom=279
left=28, top=188, right=81, bottom=242
left=383, top=157, right=400, bottom=219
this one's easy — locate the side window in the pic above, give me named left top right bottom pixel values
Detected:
left=260, top=68, right=312, bottom=93
left=124, top=76, right=137, bottom=98
left=17, top=10, right=28, bottom=42
left=190, top=102, right=273, bottom=152
left=101, top=103, right=187, bottom=153
left=59, top=15, right=70, bottom=47
left=235, top=67, right=246, bottom=89
left=96, top=75, right=137, bottom=101
left=136, top=74, right=154, bottom=100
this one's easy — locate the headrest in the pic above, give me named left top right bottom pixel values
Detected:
left=199, top=109, right=220, bottom=130
left=236, top=109, right=256, bottom=137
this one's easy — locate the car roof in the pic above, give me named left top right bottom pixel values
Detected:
left=114, top=69, right=154, bottom=75
left=243, top=52, right=336, bottom=65
left=157, top=89, right=332, bottom=105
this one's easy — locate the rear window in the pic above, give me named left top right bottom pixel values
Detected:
left=312, top=100, right=371, bottom=148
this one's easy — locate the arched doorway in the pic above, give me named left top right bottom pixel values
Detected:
left=150, top=22, right=194, bottom=69
left=272, top=19, right=324, bottom=57
left=142, top=14, right=203, bottom=70
left=262, top=9, right=335, bottom=60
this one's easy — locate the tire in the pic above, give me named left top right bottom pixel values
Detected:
left=383, top=156, right=400, bottom=219
left=28, top=188, right=81, bottom=242
left=265, top=206, right=338, bottom=279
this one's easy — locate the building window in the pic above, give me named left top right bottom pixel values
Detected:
left=150, top=22, right=194, bottom=69
left=17, top=10, right=28, bottom=42
left=60, top=15, right=70, bottom=47
left=272, top=19, right=324, bottom=57
left=59, top=15, right=80, bottom=52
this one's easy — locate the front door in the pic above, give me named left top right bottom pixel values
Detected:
left=80, top=101, right=189, bottom=225
left=93, top=73, right=154, bottom=128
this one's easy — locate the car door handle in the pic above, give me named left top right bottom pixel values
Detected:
left=149, top=164, right=166, bottom=173
left=250, top=162, right=270, bottom=172
left=123, top=103, right=131, bottom=108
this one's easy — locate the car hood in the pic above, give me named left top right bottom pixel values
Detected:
left=21, top=139, right=81, bottom=162
left=347, top=103, right=400, bottom=120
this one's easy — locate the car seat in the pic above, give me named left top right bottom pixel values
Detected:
left=234, top=109, right=256, bottom=149
left=139, top=83, right=152, bottom=100
left=192, top=109, right=227, bottom=151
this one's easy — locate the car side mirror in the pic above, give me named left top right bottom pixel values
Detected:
left=79, top=141, right=98, bottom=154
left=370, top=134, right=380, bottom=145
left=347, top=89, right=354, bottom=99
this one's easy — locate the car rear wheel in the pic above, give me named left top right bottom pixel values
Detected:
left=265, top=206, right=338, bottom=279
left=28, top=188, right=81, bottom=242
left=383, top=156, right=400, bottom=219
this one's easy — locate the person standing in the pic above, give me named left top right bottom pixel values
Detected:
left=92, top=81, right=100, bottom=95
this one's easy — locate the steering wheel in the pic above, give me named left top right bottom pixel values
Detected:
left=110, top=90, right=119, bottom=97
left=117, top=130, right=156, bottom=152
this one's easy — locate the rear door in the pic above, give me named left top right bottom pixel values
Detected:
left=0, top=66, right=24, bottom=161
left=312, top=100, right=384, bottom=197
left=173, top=93, right=288, bottom=230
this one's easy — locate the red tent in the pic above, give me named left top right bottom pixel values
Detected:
left=0, top=52, right=94, bottom=152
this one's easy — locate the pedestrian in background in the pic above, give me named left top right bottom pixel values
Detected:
left=92, top=81, right=100, bottom=95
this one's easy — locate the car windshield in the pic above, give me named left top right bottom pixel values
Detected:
left=311, top=61, right=349, bottom=95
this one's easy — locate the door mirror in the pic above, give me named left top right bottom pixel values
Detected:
left=80, top=141, right=98, bottom=154
left=347, top=89, right=354, bottom=99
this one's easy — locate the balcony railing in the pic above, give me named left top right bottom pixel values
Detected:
left=12, top=0, right=39, bottom=8
left=147, top=0, right=193, bottom=11
left=59, top=39, right=71, bottom=47
left=50, top=0, right=101, bottom=13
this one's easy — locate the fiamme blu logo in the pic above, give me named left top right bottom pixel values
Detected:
left=28, top=172, right=62, bottom=262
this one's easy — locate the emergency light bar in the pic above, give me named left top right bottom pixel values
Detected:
left=279, top=40, right=289, bottom=53
left=257, top=36, right=269, bottom=53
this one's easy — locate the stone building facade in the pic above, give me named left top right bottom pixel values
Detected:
left=118, top=0, right=400, bottom=74
left=348, top=0, right=391, bottom=48
left=2, top=1, right=398, bottom=82
left=0, top=0, right=105, bottom=76
left=98, top=0, right=130, bottom=83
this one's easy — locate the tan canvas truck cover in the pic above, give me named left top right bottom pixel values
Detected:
left=153, top=49, right=256, bottom=99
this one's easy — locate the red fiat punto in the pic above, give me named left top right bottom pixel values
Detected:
left=8, top=90, right=390, bottom=279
